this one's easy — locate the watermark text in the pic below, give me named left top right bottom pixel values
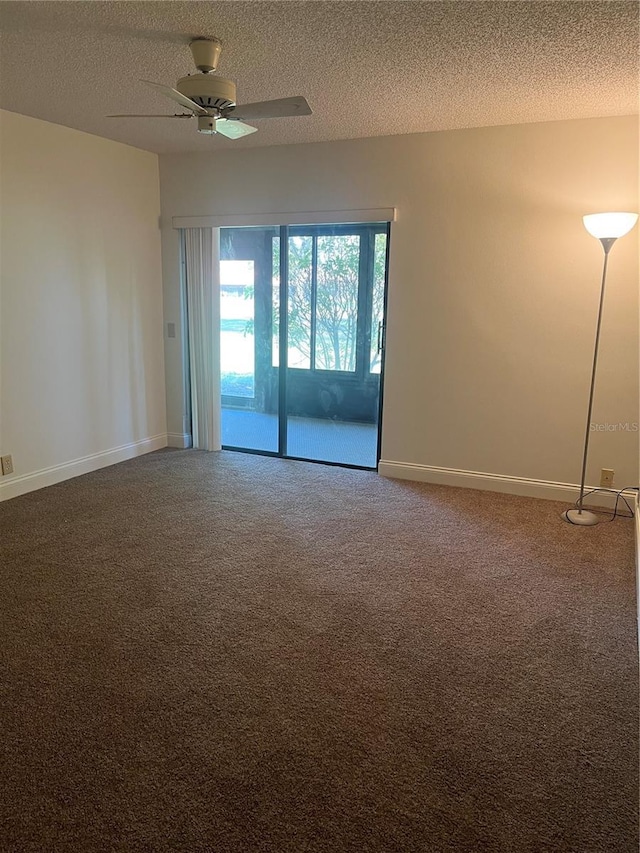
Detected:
left=590, top=422, right=639, bottom=432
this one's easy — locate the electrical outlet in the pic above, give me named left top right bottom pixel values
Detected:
left=1, top=454, right=14, bottom=475
left=600, top=468, right=614, bottom=488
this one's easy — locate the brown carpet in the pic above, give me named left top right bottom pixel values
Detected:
left=0, top=449, right=637, bottom=852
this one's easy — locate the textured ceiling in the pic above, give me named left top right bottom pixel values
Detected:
left=0, top=1, right=637, bottom=154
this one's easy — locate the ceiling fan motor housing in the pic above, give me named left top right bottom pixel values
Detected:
left=176, top=74, right=236, bottom=111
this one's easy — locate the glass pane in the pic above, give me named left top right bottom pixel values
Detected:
left=272, top=236, right=280, bottom=367
left=287, top=236, right=312, bottom=369
left=219, top=227, right=278, bottom=453
left=370, top=233, right=387, bottom=374
left=286, top=229, right=379, bottom=468
left=315, top=235, right=359, bottom=372
left=285, top=413, right=379, bottom=468
left=220, top=260, right=254, bottom=397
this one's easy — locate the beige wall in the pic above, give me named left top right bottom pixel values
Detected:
left=159, top=116, right=639, bottom=494
left=0, top=110, right=167, bottom=499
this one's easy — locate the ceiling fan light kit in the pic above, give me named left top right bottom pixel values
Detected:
left=197, top=115, right=218, bottom=135
left=107, top=37, right=311, bottom=139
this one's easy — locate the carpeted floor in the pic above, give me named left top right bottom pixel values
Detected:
left=0, top=449, right=637, bottom=852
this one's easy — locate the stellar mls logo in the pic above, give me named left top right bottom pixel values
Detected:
left=590, top=422, right=639, bottom=432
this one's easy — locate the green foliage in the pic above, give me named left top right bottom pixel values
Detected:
left=269, top=231, right=386, bottom=372
left=220, top=372, right=254, bottom=397
left=284, top=235, right=361, bottom=371
left=370, top=234, right=387, bottom=373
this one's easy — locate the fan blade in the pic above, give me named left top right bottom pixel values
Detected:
left=215, top=119, right=258, bottom=139
left=141, top=80, right=208, bottom=116
left=107, top=114, right=194, bottom=119
left=223, top=96, right=312, bottom=121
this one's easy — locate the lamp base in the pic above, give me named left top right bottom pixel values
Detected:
left=562, top=509, right=600, bottom=526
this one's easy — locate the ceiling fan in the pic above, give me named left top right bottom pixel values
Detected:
left=108, top=37, right=312, bottom=138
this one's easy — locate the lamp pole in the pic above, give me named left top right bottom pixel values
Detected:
left=563, top=213, right=638, bottom=526
left=567, top=243, right=611, bottom=524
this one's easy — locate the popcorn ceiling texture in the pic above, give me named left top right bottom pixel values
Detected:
left=0, top=1, right=638, bottom=154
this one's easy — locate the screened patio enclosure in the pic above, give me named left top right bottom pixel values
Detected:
left=219, top=222, right=389, bottom=469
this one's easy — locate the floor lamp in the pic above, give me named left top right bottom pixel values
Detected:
left=563, top=211, right=638, bottom=526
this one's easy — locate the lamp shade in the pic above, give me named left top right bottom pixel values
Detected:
left=583, top=212, right=638, bottom=239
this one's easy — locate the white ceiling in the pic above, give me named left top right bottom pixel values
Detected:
left=0, top=1, right=637, bottom=155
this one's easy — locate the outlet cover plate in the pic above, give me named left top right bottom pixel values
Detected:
left=1, top=454, right=14, bottom=475
left=600, top=468, right=614, bottom=487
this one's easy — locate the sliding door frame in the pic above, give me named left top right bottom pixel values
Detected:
left=374, top=221, right=391, bottom=469
left=278, top=225, right=289, bottom=458
left=221, top=221, right=391, bottom=471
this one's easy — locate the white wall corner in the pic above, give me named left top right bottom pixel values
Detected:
left=0, top=435, right=168, bottom=502
left=167, top=433, right=193, bottom=449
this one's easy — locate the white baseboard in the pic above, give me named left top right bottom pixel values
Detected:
left=0, top=434, right=168, bottom=502
left=378, top=459, right=637, bottom=508
left=167, top=432, right=192, bottom=449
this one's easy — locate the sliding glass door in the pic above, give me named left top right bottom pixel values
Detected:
left=220, top=222, right=389, bottom=469
left=219, top=227, right=278, bottom=452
